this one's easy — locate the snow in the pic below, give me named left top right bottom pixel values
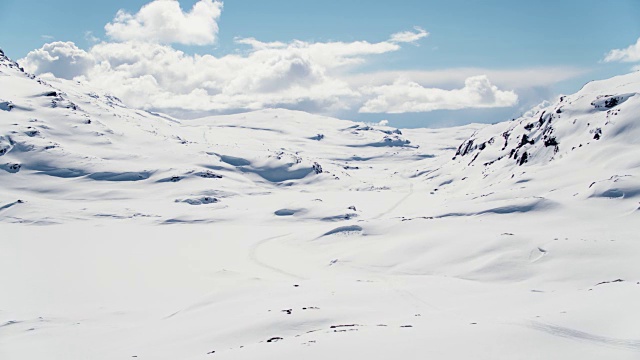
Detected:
left=1, top=50, right=640, bottom=359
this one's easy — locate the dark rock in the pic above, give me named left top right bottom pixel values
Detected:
left=604, top=97, right=619, bottom=108
left=518, top=152, right=529, bottom=166
left=595, top=279, right=624, bottom=286
left=544, top=137, right=559, bottom=147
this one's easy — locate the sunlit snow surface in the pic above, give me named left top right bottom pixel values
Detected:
left=1, top=49, right=640, bottom=359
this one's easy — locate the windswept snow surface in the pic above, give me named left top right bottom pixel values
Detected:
left=1, top=49, right=640, bottom=359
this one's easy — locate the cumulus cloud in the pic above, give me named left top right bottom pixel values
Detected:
left=19, top=41, right=95, bottom=80
left=19, top=27, right=431, bottom=115
left=20, top=39, right=521, bottom=116
left=359, top=75, right=518, bottom=113
left=104, top=0, right=223, bottom=45
left=603, top=37, right=640, bottom=63
left=390, top=27, right=429, bottom=44
left=81, top=40, right=359, bottom=113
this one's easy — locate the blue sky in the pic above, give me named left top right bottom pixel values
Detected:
left=1, top=0, right=639, bottom=127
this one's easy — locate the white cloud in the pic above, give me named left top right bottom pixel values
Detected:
left=84, top=31, right=100, bottom=43
left=19, top=27, right=430, bottom=115
left=235, top=36, right=410, bottom=69
left=104, top=0, right=223, bottom=45
left=603, top=37, right=640, bottom=63
left=20, top=39, right=527, bottom=116
left=346, top=67, right=589, bottom=89
left=19, top=41, right=95, bottom=80
left=390, top=27, right=429, bottom=44
left=359, top=75, right=518, bottom=113
left=82, top=40, right=360, bottom=113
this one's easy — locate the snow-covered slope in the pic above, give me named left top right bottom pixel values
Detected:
left=410, top=71, right=640, bottom=222
left=0, top=48, right=471, bottom=224
left=1, top=49, right=639, bottom=360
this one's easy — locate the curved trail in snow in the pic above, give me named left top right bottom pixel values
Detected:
left=373, top=182, right=414, bottom=220
left=526, top=321, right=640, bottom=352
left=248, top=233, right=305, bottom=280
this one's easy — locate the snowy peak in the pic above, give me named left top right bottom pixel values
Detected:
left=0, top=48, right=25, bottom=73
left=450, top=72, right=640, bottom=173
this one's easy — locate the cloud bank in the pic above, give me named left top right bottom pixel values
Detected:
left=17, top=0, right=529, bottom=118
left=359, top=75, right=518, bottom=113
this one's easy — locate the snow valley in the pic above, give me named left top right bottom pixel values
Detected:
left=1, top=43, right=640, bottom=360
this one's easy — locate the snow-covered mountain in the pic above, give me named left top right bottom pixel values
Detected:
left=414, top=71, right=640, bottom=220
left=1, top=49, right=639, bottom=360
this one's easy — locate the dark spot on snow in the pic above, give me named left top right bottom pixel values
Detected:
left=1, top=163, right=21, bottom=173
left=518, top=152, right=529, bottom=166
left=544, top=137, right=558, bottom=147
left=0, top=101, right=14, bottom=111
left=179, top=197, right=219, bottom=205
left=595, top=279, right=624, bottom=286
left=267, top=337, right=283, bottom=343
left=330, top=324, right=359, bottom=329
left=198, top=170, right=222, bottom=179
left=455, top=139, right=475, bottom=157
left=275, top=209, right=297, bottom=216
left=321, top=213, right=358, bottom=221
left=604, top=97, right=619, bottom=108
left=1, top=320, right=20, bottom=327
left=519, top=134, right=534, bottom=147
